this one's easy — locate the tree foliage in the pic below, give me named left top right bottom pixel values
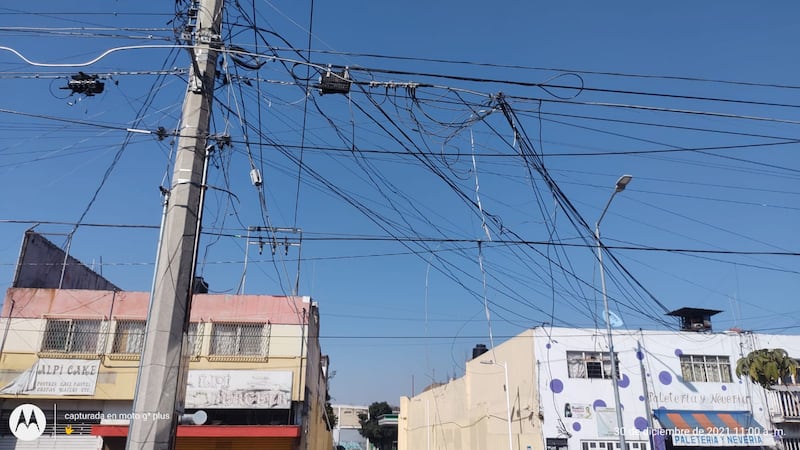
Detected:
left=358, top=401, right=397, bottom=450
left=325, top=401, right=338, bottom=430
left=736, top=348, right=798, bottom=390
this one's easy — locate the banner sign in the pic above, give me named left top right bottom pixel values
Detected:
left=565, top=403, right=592, bottom=419
left=0, top=359, right=100, bottom=395
left=185, top=370, right=292, bottom=409
left=649, top=391, right=750, bottom=409
left=596, top=408, right=619, bottom=437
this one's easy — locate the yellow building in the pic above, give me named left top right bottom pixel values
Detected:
left=0, top=287, right=333, bottom=450
left=399, top=329, right=541, bottom=450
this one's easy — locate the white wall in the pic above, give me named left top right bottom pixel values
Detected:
left=533, top=327, right=796, bottom=450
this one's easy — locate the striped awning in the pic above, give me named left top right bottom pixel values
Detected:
left=653, top=410, right=764, bottom=432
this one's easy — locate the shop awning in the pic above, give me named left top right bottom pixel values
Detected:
left=653, top=410, right=764, bottom=432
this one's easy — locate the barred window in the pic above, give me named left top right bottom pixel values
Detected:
left=187, top=322, right=201, bottom=356
left=567, top=351, right=618, bottom=379
left=680, top=355, right=732, bottom=382
left=210, top=322, right=264, bottom=356
left=112, top=320, right=146, bottom=354
left=581, top=441, right=648, bottom=450
left=41, top=319, right=102, bottom=353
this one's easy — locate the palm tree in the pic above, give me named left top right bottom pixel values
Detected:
left=736, top=348, right=798, bottom=390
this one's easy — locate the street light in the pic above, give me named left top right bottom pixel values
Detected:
left=595, top=174, right=632, bottom=450
left=480, top=360, right=513, bottom=450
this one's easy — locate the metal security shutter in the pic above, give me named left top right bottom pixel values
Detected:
left=0, top=435, right=102, bottom=450
left=175, top=437, right=295, bottom=450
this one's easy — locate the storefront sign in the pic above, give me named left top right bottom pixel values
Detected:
left=0, top=359, right=100, bottom=395
left=671, top=433, right=775, bottom=447
left=185, top=370, right=292, bottom=409
left=649, top=391, right=750, bottom=409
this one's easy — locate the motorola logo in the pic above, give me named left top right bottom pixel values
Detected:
left=9, top=404, right=46, bottom=441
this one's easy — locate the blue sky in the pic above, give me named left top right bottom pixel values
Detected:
left=0, top=1, right=799, bottom=406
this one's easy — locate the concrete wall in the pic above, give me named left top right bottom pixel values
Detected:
left=298, top=299, right=334, bottom=450
left=0, top=289, right=310, bottom=363
left=3, top=288, right=312, bottom=325
left=400, top=329, right=542, bottom=450
left=13, top=231, right=120, bottom=291
left=335, top=404, right=369, bottom=428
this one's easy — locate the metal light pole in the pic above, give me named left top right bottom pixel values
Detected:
left=595, top=174, right=632, bottom=450
left=481, top=360, right=513, bottom=450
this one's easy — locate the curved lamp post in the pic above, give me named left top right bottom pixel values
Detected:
left=595, top=174, right=632, bottom=450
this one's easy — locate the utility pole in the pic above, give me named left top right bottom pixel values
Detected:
left=126, top=1, right=222, bottom=449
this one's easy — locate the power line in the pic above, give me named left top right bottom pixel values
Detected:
left=0, top=69, right=188, bottom=79
left=518, top=95, right=800, bottom=127
left=0, top=219, right=159, bottom=229
left=292, top=48, right=800, bottom=91
left=0, top=9, right=173, bottom=17
left=344, top=65, right=800, bottom=109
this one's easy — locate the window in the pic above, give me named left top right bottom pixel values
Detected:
left=679, top=355, right=732, bottom=382
left=112, top=320, right=146, bottom=354
left=567, top=351, right=618, bottom=379
left=187, top=322, right=201, bottom=356
left=210, top=322, right=264, bottom=355
left=581, top=441, right=648, bottom=450
left=41, top=319, right=101, bottom=353
left=547, top=438, right=569, bottom=450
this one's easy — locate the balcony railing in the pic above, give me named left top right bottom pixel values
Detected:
left=766, top=389, right=800, bottom=422
left=781, top=438, right=800, bottom=450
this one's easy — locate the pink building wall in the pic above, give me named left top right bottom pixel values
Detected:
left=2, top=288, right=309, bottom=324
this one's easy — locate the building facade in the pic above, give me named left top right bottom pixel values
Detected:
left=400, top=325, right=800, bottom=450
left=400, top=329, right=541, bottom=450
left=332, top=404, right=369, bottom=450
left=0, top=287, right=333, bottom=450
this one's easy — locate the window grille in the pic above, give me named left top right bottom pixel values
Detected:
left=210, top=322, right=264, bottom=356
left=112, top=320, right=146, bottom=354
left=679, top=355, right=732, bottom=382
left=187, top=322, right=202, bottom=356
left=567, top=351, right=618, bottom=379
left=41, top=319, right=102, bottom=353
left=581, top=441, right=648, bottom=450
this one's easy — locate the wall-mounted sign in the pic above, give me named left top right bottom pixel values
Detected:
left=596, top=407, right=619, bottom=437
left=0, top=359, right=100, bottom=395
left=672, top=433, right=775, bottom=447
left=564, top=403, right=592, bottom=419
left=185, top=370, right=292, bottom=409
left=649, top=391, right=750, bottom=409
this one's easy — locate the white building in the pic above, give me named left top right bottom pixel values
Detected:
left=333, top=404, right=369, bottom=450
left=400, top=309, right=800, bottom=450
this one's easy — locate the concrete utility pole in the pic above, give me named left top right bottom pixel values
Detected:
left=126, top=1, right=223, bottom=449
